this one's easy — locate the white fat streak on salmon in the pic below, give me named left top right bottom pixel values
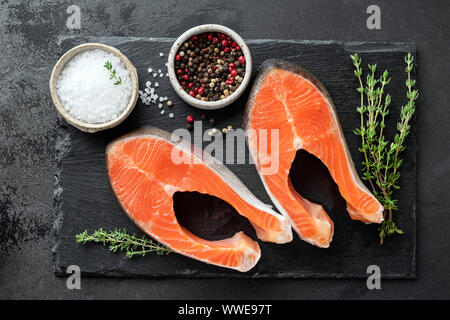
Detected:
left=163, top=184, right=176, bottom=196
left=278, top=96, right=304, bottom=152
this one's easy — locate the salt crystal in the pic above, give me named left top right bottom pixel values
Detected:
left=146, top=81, right=151, bottom=87
left=148, top=67, right=153, bottom=73
left=159, top=53, right=164, bottom=57
left=159, top=97, right=164, bottom=102
left=56, top=49, right=132, bottom=124
left=154, top=82, right=159, bottom=87
left=160, top=109, right=165, bottom=115
left=158, top=69, right=161, bottom=73
left=153, top=73, right=157, bottom=77
left=158, top=103, right=163, bottom=108
left=169, top=113, right=174, bottom=118
left=145, top=88, right=150, bottom=94
left=159, top=73, right=164, bottom=77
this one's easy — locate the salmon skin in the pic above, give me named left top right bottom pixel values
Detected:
left=244, top=59, right=384, bottom=248
left=106, top=127, right=292, bottom=272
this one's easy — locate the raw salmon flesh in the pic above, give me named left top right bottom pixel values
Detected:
left=244, top=59, right=384, bottom=248
left=106, top=127, right=292, bottom=272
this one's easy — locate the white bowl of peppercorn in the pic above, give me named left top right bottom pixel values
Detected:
left=168, top=24, right=252, bottom=110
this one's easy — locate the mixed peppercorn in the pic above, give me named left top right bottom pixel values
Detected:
left=174, top=32, right=246, bottom=102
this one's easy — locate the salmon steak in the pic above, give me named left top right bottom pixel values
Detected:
left=244, top=59, right=384, bottom=248
left=106, top=127, right=292, bottom=272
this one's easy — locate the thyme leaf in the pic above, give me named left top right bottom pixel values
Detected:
left=104, top=61, right=122, bottom=85
left=350, top=53, right=418, bottom=244
left=75, top=228, right=172, bottom=258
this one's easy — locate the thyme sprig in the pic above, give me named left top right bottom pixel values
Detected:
left=76, top=228, right=172, bottom=258
left=104, top=61, right=122, bottom=85
left=351, top=53, right=418, bottom=244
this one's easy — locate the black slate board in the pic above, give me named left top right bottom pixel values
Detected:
left=54, top=36, right=416, bottom=278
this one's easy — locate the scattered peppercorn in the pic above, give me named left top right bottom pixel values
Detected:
left=209, top=118, right=216, bottom=126
left=167, top=100, right=173, bottom=107
left=174, top=32, right=246, bottom=102
left=186, top=123, right=193, bottom=131
left=201, top=114, right=207, bottom=120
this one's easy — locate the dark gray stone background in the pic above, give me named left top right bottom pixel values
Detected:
left=0, top=0, right=448, bottom=299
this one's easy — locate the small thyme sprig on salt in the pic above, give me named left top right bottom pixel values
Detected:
left=104, top=61, right=122, bottom=85
left=76, top=228, right=172, bottom=258
left=351, top=53, right=418, bottom=244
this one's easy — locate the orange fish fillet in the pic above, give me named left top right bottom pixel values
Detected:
left=106, top=127, right=292, bottom=272
left=244, top=60, right=383, bottom=248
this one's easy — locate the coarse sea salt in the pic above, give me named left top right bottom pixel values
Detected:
left=57, top=49, right=132, bottom=124
left=138, top=62, right=175, bottom=119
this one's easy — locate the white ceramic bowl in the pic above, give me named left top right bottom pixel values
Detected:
left=50, top=43, right=139, bottom=133
left=168, top=24, right=252, bottom=110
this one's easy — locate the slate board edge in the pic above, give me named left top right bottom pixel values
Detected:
left=52, top=36, right=417, bottom=279
left=57, top=34, right=416, bottom=52
left=54, top=269, right=415, bottom=279
left=52, top=116, right=71, bottom=274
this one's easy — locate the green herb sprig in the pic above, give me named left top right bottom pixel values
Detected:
left=76, top=228, right=172, bottom=258
left=351, top=53, right=418, bottom=244
left=104, top=61, right=122, bottom=85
